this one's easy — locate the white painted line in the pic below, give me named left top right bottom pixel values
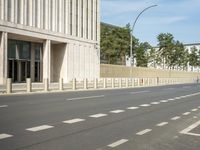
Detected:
left=183, top=112, right=191, bottom=116
left=171, top=116, right=181, bottom=120
left=89, top=113, right=107, bottom=118
left=0, top=105, right=8, bottom=108
left=130, top=91, right=149, bottom=94
left=174, top=97, right=181, bottom=100
left=0, top=134, right=13, bottom=140
left=110, top=110, right=125, bottom=114
left=127, top=106, right=139, bottom=110
left=108, top=139, right=129, bottom=148
left=191, top=109, right=198, bottom=112
left=198, top=106, right=200, bottom=108
left=136, top=129, right=152, bottom=135
left=180, top=120, right=200, bottom=137
left=168, top=99, right=175, bottom=101
left=140, top=104, right=151, bottom=107
left=26, top=125, right=54, bottom=132
left=151, top=102, right=160, bottom=105
left=160, top=100, right=168, bottom=103
left=67, top=95, right=105, bottom=101
left=62, top=118, right=85, bottom=124
left=156, top=122, right=168, bottom=127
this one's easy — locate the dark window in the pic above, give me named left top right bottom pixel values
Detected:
left=18, top=41, right=30, bottom=60
left=8, top=40, right=16, bottom=59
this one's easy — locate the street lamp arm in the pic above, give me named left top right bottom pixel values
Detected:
left=131, top=5, right=158, bottom=32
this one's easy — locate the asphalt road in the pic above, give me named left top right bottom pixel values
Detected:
left=0, top=83, right=200, bottom=150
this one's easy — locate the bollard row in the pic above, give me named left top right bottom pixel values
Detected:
left=4, top=77, right=197, bottom=94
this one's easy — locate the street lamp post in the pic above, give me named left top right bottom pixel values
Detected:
left=130, top=5, right=158, bottom=67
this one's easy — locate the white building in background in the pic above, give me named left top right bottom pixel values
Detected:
left=0, top=0, right=100, bottom=85
left=147, top=43, right=200, bottom=72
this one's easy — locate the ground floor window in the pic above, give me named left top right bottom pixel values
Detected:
left=7, top=39, right=42, bottom=83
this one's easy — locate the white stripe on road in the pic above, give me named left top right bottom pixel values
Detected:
left=151, top=102, right=160, bottom=105
left=89, top=113, right=107, bottom=118
left=168, top=99, right=175, bottom=101
left=183, top=112, right=191, bottom=116
left=160, top=100, right=168, bottom=103
left=127, top=107, right=139, bottom=110
left=180, top=120, right=200, bottom=137
left=191, top=109, right=198, bottom=112
left=108, top=139, right=129, bottom=148
left=130, top=91, right=149, bottom=94
left=174, top=97, right=181, bottom=100
left=140, top=104, right=151, bottom=107
left=157, top=122, right=168, bottom=127
left=110, top=110, right=125, bottom=114
left=26, top=125, right=54, bottom=132
left=0, top=105, right=8, bottom=108
left=67, top=95, right=105, bottom=101
left=0, top=134, right=13, bottom=140
left=171, top=116, right=181, bottom=120
left=136, top=129, right=152, bottom=135
left=62, top=118, right=85, bottom=124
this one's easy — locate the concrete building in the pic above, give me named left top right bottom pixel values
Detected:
left=0, top=0, right=100, bottom=85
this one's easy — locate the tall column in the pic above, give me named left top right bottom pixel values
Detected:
left=72, top=0, right=76, bottom=36
left=64, top=0, right=69, bottom=34
left=88, top=0, right=91, bottom=40
left=0, top=32, right=8, bottom=85
left=19, top=0, right=24, bottom=24
left=30, top=43, right=35, bottom=82
left=43, top=40, right=51, bottom=82
left=0, top=0, right=4, bottom=20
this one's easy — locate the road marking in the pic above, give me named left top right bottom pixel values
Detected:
left=130, top=91, right=149, bottom=94
left=191, top=109, right=198, bottom=112
left=89, top=113, right=107, bottom=118
left=160, top=100, right=168, bottom=103
left=62, top=118, right=85, bottom=124
left=0, top=134, right=13, bottom=140
left=127, top=106, right=139, bottom=110
left=26, top=125, right=54, bottom=132
left=67, top=95, right=105, bottom=101
left=171, top=116, right=181, bottom=120
left=108, top=139, right=129, bottom=148
left=140, top=104, right=151, bottom=107
left=110, top=110, right=125, bottom=114
left=151, top=102, right=160, bottom=105
left=168, top=98, right=175, bottom=101
left=174, top=97, right=181, bottom=100
left=157, top=122, right=168, bottom=127
left=136, top=129, right=152, bottom=135
left=180, top=120, right=200, bottom=137
left=0, top=105, right=8, bottom=108
left=183, top=112, right=191, bottom=116
left=198, top=106, right=200, bottom=108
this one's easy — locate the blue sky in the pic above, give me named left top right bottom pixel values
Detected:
left=101, top=0, right=200, bottom=46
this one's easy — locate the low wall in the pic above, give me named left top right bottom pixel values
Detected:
left=100, top=64, right=200, bottom=78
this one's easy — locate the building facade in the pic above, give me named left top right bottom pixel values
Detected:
left=0, top=0, right=100, bottom=85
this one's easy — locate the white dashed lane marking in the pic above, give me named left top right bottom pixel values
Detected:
left=183, top=112, right=191, bottom=116
left=151, top=102, right=160, bottom=105
left=140, top=104, right=151, bottom=107
left=168, top=99, right=175, bottom=101
left=180, top=120, right=200, bottom=137
left=0, top=134, right=13, bottom=140
left=127, top=107, right=139, bottom=110
left=171, top=116, right=181, bottom=120
left=67, top=95, right=105, bottom=101
left=110, top=110, right=125, bottom=114
left=191, top=109, right=198, bottom=112
left=108, top=139, right=129, bottom=148
left=157, top=122, right=168, bottom=127
left=136, top=129, right=152, bottom=135
left=0, top=105, right=8, bottom=108
left=26, top=125, right=54, bottom=132
left=160, top=100, right=168, bottom=103
left=89, top=113, right=107, bottom=118
left=130, top=91, right=149, bottom=94
left=62, top=118, right=85, bottom=124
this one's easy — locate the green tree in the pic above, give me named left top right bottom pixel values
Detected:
left=189, top=46, right=199, bottom=71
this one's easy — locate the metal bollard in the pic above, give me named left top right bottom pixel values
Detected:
left=103, top=78, right=106, bottom=88
left=84, top=78, right=88, bottom=89
left=72, top=78, right=76, bottom=90
left=26, top=78, right=32, bottom=92
left=126, top=78, right=129, bottom=87
left=59, top=78, right=63, bottom=91
left=94, top=78, right=97, bottom=89
left=112, top=78, right=115, bottom=88
left=6, top=78, right=12, bottom=94
left=44, top=78, right=49, bottom=92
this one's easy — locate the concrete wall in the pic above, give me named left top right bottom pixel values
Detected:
left=100, top=64, right=200, bottom=78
